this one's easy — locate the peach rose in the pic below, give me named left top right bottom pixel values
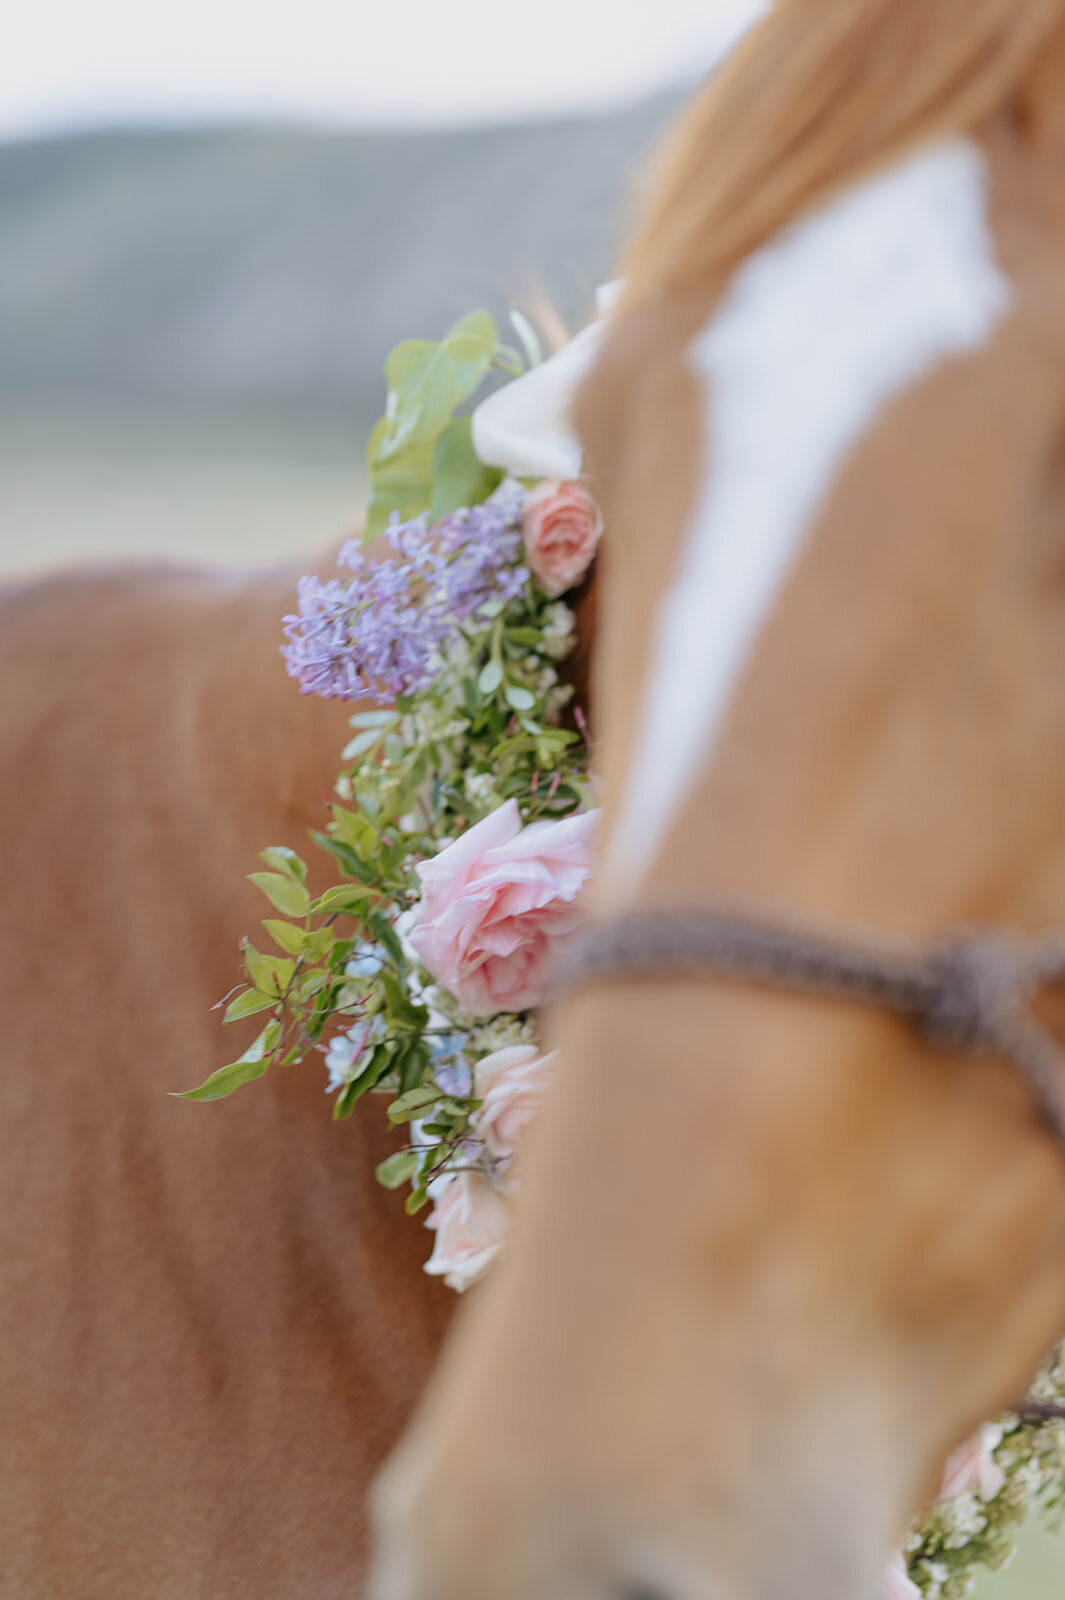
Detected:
left=409, top=799, right=598, bottom=1016
left=938, top=1423, right=1005, bottom=1503
left=522, top=480, right=603, bottom=599
left=879, top=1554, right=921, bottom=1600
left=423, top=1172, right=508, bottom=1292
left=475, top=1045, right=559, bottom=1162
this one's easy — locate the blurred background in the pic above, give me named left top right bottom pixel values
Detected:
left=3, top=2, right=1063, bottom=1593
left=0, top=0, right=764, bottom=575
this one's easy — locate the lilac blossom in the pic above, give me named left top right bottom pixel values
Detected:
left=281, top=482, right=529, bottom=702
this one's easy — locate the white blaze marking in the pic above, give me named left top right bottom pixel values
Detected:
left=607, top=139, right=1012, bottom=894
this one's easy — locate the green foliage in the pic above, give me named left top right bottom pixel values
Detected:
left=365, top=310, right=508, bottom=538
left=189, top=306, right=592, bottom=1221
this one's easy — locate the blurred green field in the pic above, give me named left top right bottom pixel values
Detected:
left=0, top=399, right=365, bottom=576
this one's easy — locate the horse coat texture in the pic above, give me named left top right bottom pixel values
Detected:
left=0, top=562, right=453, bottom=1598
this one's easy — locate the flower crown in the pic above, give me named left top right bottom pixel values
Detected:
left=181, top=296, right=1065, bottom=1600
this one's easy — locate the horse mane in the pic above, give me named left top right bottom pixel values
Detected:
left=621, top=0, right=1065, bottom=301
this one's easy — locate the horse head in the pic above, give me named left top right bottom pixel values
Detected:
left=372, top=4, right=1065, bottom=1597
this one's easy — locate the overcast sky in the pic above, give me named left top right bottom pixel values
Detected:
left=1, top=0, right=769, bottom=139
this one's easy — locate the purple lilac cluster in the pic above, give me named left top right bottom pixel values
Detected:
left=281, top=482, right=529, bottom=702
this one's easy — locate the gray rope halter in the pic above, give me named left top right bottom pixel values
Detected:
left=563, top=910, right=1065, bottom=1425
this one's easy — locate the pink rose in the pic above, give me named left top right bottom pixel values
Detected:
left=409, top=800, right=598, bottom=1015
left=423, top=1172, right=508, bottom=1292
left=522, top=479, right=603, bottom=598
left=879, top=1554, right=921, bottom=1600
left=475, top=1045, right=559, bottom=1162
left=938, top=1423, right=1005, bottom=1503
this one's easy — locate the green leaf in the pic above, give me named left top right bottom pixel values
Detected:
left=303, top=926, right=336, bottom=962
left=224, top=988, right=277, bottom=1023
left=378, top=339, right=461, bottom=463
left=405, top=1188, right=430, bottom=1215
left=507, top=627, right=543, bottom=646
left=296, top=969, right=329, bottom=1002
left=369, top=911, right=407, bottom=974
left=343, top=726, right=385, bottom=761
left=375, top=1149, right=420, bottom=1189
left=174, top=1021, right=281, bottom=1101
left=430, top=417, right=503, bottom=519
left=349, top=709, right=399, bottom=730
left=243, top=943, right=294, bottom=996
left=387, top=1084, right=440, bottom=1124
left=364, top=415, right=436, bottom=540
left=505, top=684, right=536, bottom=712
left=330, top=807, right=376, bottom=857
left=364, top=310, right=498, bottom=538
left=311, top=884, right=372, bottom=914
left=248, top=872, right=311, bottom=918
left=262, top=919, right=306, bottom=956
left=478, top=659, right=503, bottom=696
left=259, top=846, right=308, bottom=885
left=444, top=309, right=499, bottom=399
left=332, top=1044, right=395, bottom=1120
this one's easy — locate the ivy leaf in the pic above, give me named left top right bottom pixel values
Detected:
left=174, top=1021, right=281, bottom=1101
left=375, top=1149, right=420, bottom=1190
left=430, top=418, right=503, bottom=519
left=247, top=871, right=311, bottom=918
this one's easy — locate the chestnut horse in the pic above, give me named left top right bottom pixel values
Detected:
left=0, top=562, right=455, bottom=1596
left=372, top=4, right=1065, bottom=1599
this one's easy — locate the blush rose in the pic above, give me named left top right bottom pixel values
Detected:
left=408, top=799, right=598, bottom=1016
left=938, top=1423, right=1005, bottom=1503
left=522, top=480, right=603, bottom=599
left=475, top=1044, right=559, bottom=1162
left=879, top=1554, right=921, bottom=1600
left=423, top=1172, right=508, bottom=1292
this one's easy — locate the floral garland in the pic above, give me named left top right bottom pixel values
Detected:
left=183, top=298, right=1065, bottom=1598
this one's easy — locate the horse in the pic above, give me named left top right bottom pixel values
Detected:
left=0, top=560, right=457, bottom=1596
left=370, top=4, right=1065, bottom=1599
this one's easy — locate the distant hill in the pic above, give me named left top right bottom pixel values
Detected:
left=0, top=97, right=679, bottom=436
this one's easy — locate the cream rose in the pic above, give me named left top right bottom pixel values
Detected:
left=474, top=1044, right=559, bottom=1162
left=423, top=1172, right=508, bottom=1292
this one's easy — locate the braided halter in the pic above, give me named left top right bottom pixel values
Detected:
left=565, top=910, right=1065, bottom=1424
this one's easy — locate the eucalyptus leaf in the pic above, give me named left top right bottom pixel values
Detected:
left=343, top=727, right=386, bottom=761
left=478, top=660, right=503, bottom=696
left=505, top=684, right=536, bottom=712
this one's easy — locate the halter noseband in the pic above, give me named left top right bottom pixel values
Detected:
left=564, top=910, right=1065, bottom=1425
